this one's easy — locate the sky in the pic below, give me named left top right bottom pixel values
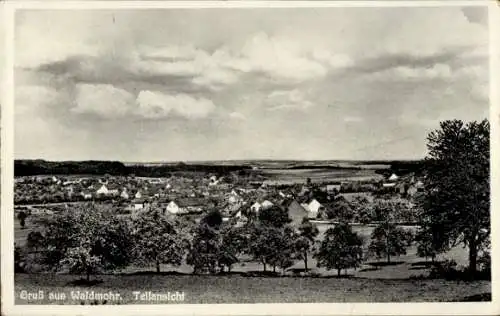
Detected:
left=14, top=6, right=489, bottom=162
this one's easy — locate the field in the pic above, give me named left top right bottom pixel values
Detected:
left=15, top=273, right=490, bottom=304
left=259, top=168, right=384, bottom=185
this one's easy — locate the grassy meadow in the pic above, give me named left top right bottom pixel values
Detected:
left=15, top=273, right=490, bottom=304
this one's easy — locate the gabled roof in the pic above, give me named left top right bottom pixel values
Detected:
left=388, top=173, right=399, bottom=181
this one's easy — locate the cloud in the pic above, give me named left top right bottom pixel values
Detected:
left=367, top=63, right=453, bottom=82
left=228, top=112, right=247, bottom=121
left=266, top=89, right=314, bottom=111
left=15, top=85, right=61, bottom=115
left=136, top=90, right=215, bottom=119
left=72, top=84, right=136, bottom=118
left=311, top=48, right=354, bottom=69
left=227, top=33, right=328, bottom=83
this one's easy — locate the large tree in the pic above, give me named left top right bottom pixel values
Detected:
left=29, top=204, right=133, bottom=281
left=422, top=119, right=490, bottom=275
left=130, top=207, right=186, bottom=273
left=314, top=223, right=363, bottom=276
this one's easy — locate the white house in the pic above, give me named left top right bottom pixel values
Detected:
left=166, top=201, right=182, bottom=214
left=228, top=190, right=240, bottom=204
left=388, top=173, right=399, bottom=181
left=261, top=200, right=274, bottom=210
left=250, top=202, right=261, bottom=213
left=108, top=188, right=120, bottom=196
left=306, top=199, right=322, bottom=218
left=135, top=191, right=142, bottom=199
left=80, top=191, right=92, bottom=200
left=134, top=200, right=145, bottom=210
left=96, top=184, right=109, bottom=195
left=121, top=189, right=130, bottom=199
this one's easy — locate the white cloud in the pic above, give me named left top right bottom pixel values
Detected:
left=192, top=67, right=239, bottom=89
left=311, top=48, right=354, bottom=69
left=226, top=33, right=328, bottom=83
left=266, top=89, right=314, bottom=111
left=72, top=84, right=136, bottom=118
left=228, top=112, right=247, bottom=121
left=136, top=90, right=215, bottom=119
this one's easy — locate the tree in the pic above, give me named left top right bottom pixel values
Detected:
left=368, top=222, right=408, bottom=264
left=330, top=196, right=354, bottom=222
left=217, top=224, right=247, bottom=272
left=295, top=217, right=319, bottom=271
left=415, top=227, right=439, bottom=262
left=258, top=205, right=291, bottom=228
left=186, top=222, right=220, bottom=274
left=422, top=119, right=489, bottom=276
left=314, top=223, right=363, bottom=276
left=28, top=204, right=133, bottom=282
left=247, top=223, right=279, bottom=272
left=17, top=211, right=28, bottom=229
left=246, top=221, right=297, bottom=273
left=131, top=207, right=186, bottom=273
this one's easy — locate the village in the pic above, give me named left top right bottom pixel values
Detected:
left=14, top=169, right=425, bottom=226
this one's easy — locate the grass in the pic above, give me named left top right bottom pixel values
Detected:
left=15, top=273, right=491, bottom=304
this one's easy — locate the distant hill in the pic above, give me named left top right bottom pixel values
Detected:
left=14, top=159, right=251, bottom=177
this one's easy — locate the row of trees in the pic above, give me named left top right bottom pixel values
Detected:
left=20, top=202, right=416, bottom=279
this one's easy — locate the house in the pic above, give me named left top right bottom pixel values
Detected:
left=120, top=189, right=130, bottom=200
left=177, top=198, right=205, bottom=213
left=250, top=200, right=274, bottom=213
left=326, top=184, right=341, bottom=193
left=415, top=180, right=424, bottom=189
left=107, top=184, right=120, bottom=196
left=80, top=191, right=92, bottom=200
left=250, top=201, right=261, bottom=213
left=261, top=200, right=274, bottom=209
left=287, top=200, right=309, bottom=225
left=228, top=190, right=241, bottom=204
left=166, top=201, right=182, bottom=214
left=96, top=184, right=109, bottom=195
left=135, top=191, right=142, bottom=199
left=301, top=199, right=323, bottom=219
left=208, top=175, right=219, bottom=186
left=133, top=199, right=145, bottom=210
left=388, top=173, right=399, bottom=181
left=407, top=186, right=418, bottom=197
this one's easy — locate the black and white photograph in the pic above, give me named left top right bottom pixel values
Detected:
left=1, top=0, right=498, bottom=314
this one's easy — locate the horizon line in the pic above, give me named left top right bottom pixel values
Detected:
left=14, top=157, right=425, bottom=163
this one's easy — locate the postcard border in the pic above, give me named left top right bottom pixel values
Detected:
left=2, top=1, right=499, bottom=315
